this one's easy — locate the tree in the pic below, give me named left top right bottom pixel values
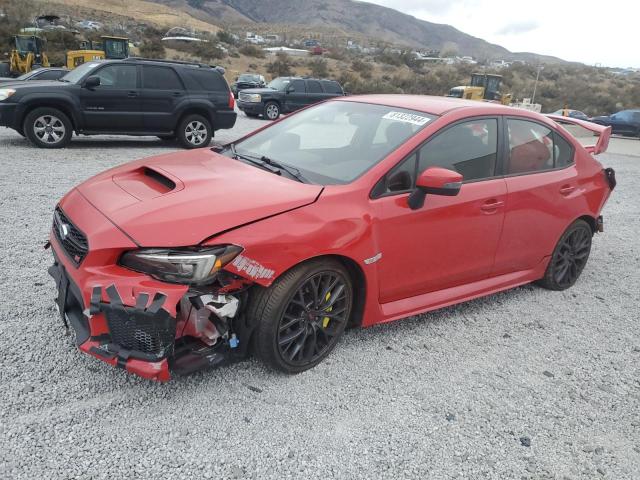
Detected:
left=267, top=52, right=293, bottom=77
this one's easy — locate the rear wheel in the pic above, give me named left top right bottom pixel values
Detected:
left=536, top=220, right=592, bottom=290
left=177, top=114, right=212, bottom=149
left=250, top=259, right=353, bottom=373
left=24, top=107, right=72, bottom=148
left=263, top=101, right=280, bottom=120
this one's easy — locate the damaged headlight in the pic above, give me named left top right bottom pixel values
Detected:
left=120, top=245, right=243, bottom=285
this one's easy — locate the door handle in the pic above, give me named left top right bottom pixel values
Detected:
left=480, top=199, right=504, bottom=211
left=172, top=91, right=182, bottom=96
left=559, top=185, right=575, bottom=195
left=127, top=91, right=139, bottom=98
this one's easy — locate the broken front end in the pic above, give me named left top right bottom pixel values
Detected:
left=47, top=195, right=256, bottom=382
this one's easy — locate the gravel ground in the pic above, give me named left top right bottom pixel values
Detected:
left=0, top=116, right=639, bottom=480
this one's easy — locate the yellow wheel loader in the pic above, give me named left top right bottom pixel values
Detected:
left=9, top=35, right=50, bottom=75
left=447, top=73, right=512, bottom=105
left=66, top=36, right=130, bottom=69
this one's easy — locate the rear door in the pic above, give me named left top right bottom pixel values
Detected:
left=492, top=117, right=580, bottom=276
left=139, top=65, right=186, bottom=133
left=78, top=63, right=141, bottom=131
left=304, top=79, right=329, bottom=105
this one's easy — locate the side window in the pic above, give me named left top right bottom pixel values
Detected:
left=418, top=118, right=498, bottom=182
left=290, top=79, right=306, bottom=93
left=553, top=132, right=574, bottom=167
left=372, top=153, right=417, bottom=197
left=142, top=66, right=183, bottom=90
left=321, top=80, right=342, bottom=94
left=507, top=119, right=553, bottom=174
left=306, top=80, right=323, bottom=93
left=181, top=69, right=228, bottom=92
left=94, top=65, right=136, bottom=89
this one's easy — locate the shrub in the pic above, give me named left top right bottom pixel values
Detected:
left=239, top=45, right=265, bottom=58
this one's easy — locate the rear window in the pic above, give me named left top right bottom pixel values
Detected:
left=321, top=80, right=342, bottom=94
left=180, top=68, right=228, bottom=92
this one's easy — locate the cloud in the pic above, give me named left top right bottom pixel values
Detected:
left=496, top=20, right=540, bottom=35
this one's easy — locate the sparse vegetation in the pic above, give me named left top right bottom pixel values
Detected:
left=239, top=45, right=265, bottom=58
left=308, top=57, right=329, bottom=78
left=267, top=52, right=293, bottom=77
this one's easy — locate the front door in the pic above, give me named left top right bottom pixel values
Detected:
left=372, top=117, right=507, bottom=303
left=283, top=78, right=307, bottom=112
left=78, top=63, right=141, bottom=131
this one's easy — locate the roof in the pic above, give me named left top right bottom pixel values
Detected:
left=339, top=94, right=513, bottom=116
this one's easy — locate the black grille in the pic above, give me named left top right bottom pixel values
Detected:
left=53, top=207, right=88, bottom=266
left=105, top=309, right=176, bottom=358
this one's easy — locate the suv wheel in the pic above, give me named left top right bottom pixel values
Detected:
left=24, top=107, right=72, bottom=148
left=264, top=101, right=280, bottom=120
left=178, top=114, right=212, bottom=149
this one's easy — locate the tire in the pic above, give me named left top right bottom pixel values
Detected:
left=263, top=101, right=280, bottom=120
left=536, top=219, right=592, bottom=291
left=249, top=259, right=353, bottom=373
left=177, top=114, right=212, bottom=149
left=23, top=107, right=72, bottom=148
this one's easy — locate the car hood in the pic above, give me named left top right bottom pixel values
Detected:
left=2, top=80, right=69, bottom=89
left=240, top=87, right=279, bottom=95
left=75, top=149, right=323, bottom=247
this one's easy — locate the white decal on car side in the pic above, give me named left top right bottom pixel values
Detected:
left=231, top=254, right=275, bottom=279
left=364, top=252, right=382, bottom=265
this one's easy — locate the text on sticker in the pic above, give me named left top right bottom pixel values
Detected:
left=382, top=111, right=430, bottom=126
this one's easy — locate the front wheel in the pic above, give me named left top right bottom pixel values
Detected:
left=263, top=101, right=280, bottom=120
left=536, top=219, right=592, bottom=290
left=177, top=114, right=212, bottom=149
left=249, top=259, right=353, bottom=373
left=23, top=107, right=72, bottom=148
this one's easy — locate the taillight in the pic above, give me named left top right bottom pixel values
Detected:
left=228, top=91, right=235, bottom=110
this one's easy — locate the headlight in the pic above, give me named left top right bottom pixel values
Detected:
left=246, top=93, right=261, bottom=102
left=0, top=89, right=16, bottom=101
left=120, top=245, right=243, bottom=285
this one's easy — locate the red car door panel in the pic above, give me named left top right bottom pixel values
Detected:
left=373, top=178, right=507, bottom=304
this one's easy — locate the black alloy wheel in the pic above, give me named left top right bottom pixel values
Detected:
left=249, top=259, right=353, bottom=373
left=537, top=220, right=592, bottom=290
left=277, top=271, right=350, bottom=367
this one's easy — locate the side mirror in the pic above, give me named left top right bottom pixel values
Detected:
left=83, top=75, right=100, bottom=89
left=408, top=167, right=463, bottom=210
left=286, top=86, right=295, bottom=93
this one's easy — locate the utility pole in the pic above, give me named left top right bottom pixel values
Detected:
left=531, top=64, right=544, bottom=103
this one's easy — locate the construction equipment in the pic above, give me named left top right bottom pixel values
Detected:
left=447, top=73, right=512, bottom=105
left=8, top=35, right=50, bottom=75
left=65, top=36, right=129, bottom=68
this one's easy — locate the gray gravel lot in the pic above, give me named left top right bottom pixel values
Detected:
left=0, top=115, right=639, bottom=480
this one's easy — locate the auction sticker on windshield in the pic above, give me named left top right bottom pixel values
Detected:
left=382, top=111, right=431, bottom=126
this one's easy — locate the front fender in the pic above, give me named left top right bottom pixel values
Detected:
left=17, top=93, right=81, bottom=129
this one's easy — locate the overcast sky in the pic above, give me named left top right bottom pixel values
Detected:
left=367, top=0, right=636, bottom=68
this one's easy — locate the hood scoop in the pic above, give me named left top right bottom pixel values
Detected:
left=112, top=166, right=183, bottom=200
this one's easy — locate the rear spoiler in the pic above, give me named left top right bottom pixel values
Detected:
left=546, top=115, right=611, bottom=155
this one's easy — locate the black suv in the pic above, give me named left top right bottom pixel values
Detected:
left=0, top=58, right=236, bottom=148
left=237, top=76, right=344, bottom=120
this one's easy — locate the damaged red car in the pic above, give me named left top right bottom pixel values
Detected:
left=48, top=96, right=616, bottom=381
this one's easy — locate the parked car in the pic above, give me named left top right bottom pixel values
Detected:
left=551, top=109, right=590, bottom=121
left=0, top=58, right=236, bottom=148
left=237, top=76, right=344, bottom=120
left=48, top=96, right=615, bottom=381
left=230, top=73, right=266, bottom=99
left=590, top=109, right=640, bottom=137
left=0, top=67, right=68, bottom=85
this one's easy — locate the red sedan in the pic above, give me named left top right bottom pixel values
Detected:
left=48, top=95, right=615, bottom=381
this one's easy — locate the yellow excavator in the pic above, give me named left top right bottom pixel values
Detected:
left=447, top=73, right=512, bottom=105
left=66, top=36, right=130, bottom=69
left=9, top=34, right=50, bottom=75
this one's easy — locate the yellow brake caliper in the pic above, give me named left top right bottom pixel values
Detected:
left=322, top=291, right=332, bottom=328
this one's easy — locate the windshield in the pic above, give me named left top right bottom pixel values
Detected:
left=15, top=36, right=40, bottom=54
left=230, top=101, right=435, bottom=184
left=267, top=78, right=290, bottom=91
left=239, top=74, right=261, bottom=82
left=17, top=71, right=36, bottom=80
left=61, top=61, right=102, bottom=83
